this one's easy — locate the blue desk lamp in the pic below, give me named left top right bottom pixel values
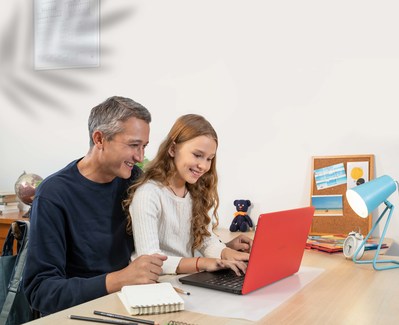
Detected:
left=346, top=175, right=399, bottom=270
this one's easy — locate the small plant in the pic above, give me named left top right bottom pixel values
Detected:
left=136, top=157, right=150, bottom=170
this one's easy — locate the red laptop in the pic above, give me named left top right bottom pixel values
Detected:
left=179, top=206, right=315, bottom=295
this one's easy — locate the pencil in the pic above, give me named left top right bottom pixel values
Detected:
left=155, top=281, right=190, bottom=296
left=172, top=287, right=190, bottom=295
left=93, top=311, right=156, bottom=325
left=68, top=315, right=137, bottom=325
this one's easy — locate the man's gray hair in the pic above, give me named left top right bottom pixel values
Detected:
left=88, top=96, right=151, bottom=147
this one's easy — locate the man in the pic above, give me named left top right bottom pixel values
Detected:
left=23, top=96, right=252, bottom=315
left=23, top=96, right=167, bottom=315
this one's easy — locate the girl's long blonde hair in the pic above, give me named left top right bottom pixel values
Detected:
left=124, top=114, right=219, bottom=252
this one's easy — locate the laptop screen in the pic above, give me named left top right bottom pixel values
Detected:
left=242, top=206, right=315, bottom=294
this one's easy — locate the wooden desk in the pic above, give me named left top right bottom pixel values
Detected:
left=24, top=229, right=399, bottom=325
left=0, top=211, right=27, bottom=252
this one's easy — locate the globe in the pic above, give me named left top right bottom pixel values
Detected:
left=14, top=171, right=43, bottom=206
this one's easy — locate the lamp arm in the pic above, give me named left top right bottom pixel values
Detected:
left=365, top=201, right=391, bottom=242
left=371, top=204, right=396, bottom=270
left=385, top=200, right=394, bottom=210
left=353, top=200, right=398, bottom=270
left=352, top=204, right=390, bottom=263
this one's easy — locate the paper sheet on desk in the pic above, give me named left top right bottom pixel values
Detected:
left=161, top=266, right=324, bottom=322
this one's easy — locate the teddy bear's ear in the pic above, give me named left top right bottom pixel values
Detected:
left=233, top=200, right=238, bottom=206
left=246, top=200, right=251, bottom=206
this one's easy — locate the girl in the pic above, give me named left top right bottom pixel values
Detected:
left=125, top=114, right=248, bottom=275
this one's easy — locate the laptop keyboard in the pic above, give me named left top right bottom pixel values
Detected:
left=204, top=270, right=245, bottom=289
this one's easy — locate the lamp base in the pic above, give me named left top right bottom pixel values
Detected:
left=353, top=201, right=399, bottom=270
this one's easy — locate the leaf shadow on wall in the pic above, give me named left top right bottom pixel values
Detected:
left=0, top=1, right=136, bottom=118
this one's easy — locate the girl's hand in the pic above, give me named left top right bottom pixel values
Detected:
left=199, top=257, right=247, bottom=275
left=225, top=234, right=253, bottom=252
left=221, top=247, right=250, bottom=262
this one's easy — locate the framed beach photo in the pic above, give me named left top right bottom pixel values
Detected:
left=312, top=194, right=343, bottom=217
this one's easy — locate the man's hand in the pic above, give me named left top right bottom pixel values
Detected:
left=225, top=234, right=253, bottom=252
left=105, top=254, right=167, bottom=293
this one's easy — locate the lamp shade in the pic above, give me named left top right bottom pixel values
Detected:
left=346, top=175, right=397, bottom=218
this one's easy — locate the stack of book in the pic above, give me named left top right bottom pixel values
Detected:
left=306, top=234, right=388, bottom=253
left=0, top=192, right=17, bottom=204
left=0, top=192, right=20, bottom=214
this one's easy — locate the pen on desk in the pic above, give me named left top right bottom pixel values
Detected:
left=93, top=311, right=156, bottom=325
left=68, top=314, right=138, bottom=325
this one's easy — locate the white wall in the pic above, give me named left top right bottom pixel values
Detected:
left=1, top=0, right=399, bottom=253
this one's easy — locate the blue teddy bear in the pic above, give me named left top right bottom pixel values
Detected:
left=229, top=199, right=253, bottom=232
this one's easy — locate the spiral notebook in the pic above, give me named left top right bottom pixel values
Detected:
left=117, top=282, right=184, bottom=315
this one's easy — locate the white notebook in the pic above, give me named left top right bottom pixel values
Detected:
left=117, top=282, right=184, bottom=315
